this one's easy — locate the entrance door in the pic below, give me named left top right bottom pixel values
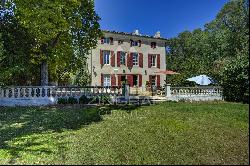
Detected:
left=133, top=75, right=138, bottom=87
left=121, top=76, right=126, bottom=82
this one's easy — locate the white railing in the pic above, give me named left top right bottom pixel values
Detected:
left=169, top=86, right=223, bottom=101
left=171, top=86, right=222, bottom=96
left=0, top=86, right=123, bottom=99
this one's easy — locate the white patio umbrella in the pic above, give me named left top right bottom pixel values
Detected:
left=187, top=75, right=214, bottom=85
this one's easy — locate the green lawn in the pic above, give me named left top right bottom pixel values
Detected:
left=0, top=102, right=249, bottom=165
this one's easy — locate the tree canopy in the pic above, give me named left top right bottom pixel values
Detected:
left=166, top=0, right=249, bottom=103
left=0, top=0, right=102, bottom=86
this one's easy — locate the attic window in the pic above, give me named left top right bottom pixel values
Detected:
left=118, top=40, right=123, bottom=45
left=130, top=40, right=142, bottom=47
left=151, top=42, right=156, bottom=49
left=101, top=37, right=113, bottom=45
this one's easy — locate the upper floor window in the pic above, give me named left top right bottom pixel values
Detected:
left=133, top=53, right=139, bottom=66
left=118, top=40, right=123, bottom=45
left=101, top=37, right=113, bottom=45
left=104, top=38, right=110, bottom=44
left=151, top=42, right=156, bottom=49
left=120, top=52, right=126, bottom=65
left=151, top=55, right=157, bottom=67
left=103, top=50, right=110, bottom=65
left=130, top=40, right=142, bottom=47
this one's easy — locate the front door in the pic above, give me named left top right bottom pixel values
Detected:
left=121, top=76, right=126, bottom=83
left=133, top=75, right=138, bottom=87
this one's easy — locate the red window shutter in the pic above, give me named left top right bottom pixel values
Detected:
left=117, top=51, right=121, bottom=67
left=101, top=74, right=104, bottom=86
left=111, top=51, right=115, bottom=67
left=127, top=53, right=130, bottom=67
left=157, top=54, right=160, bottom=69
left=130, top=53, right=134, bottom=67
left=139, top=53, right=143, bottom=68
left=157, top=75, right=161, bottom=87
left=111, top=74, right=116, bottom=86
left=101, top=37, right=104, bottom=44
left=139, top=74, right=142, bottom=87
left=118, top=75, right=121, bottom=86
left=127, top=75, right=133, bottom=87
left=100, top=50, right=103, bottom=65
left=148, top=54, right=151, bottom=68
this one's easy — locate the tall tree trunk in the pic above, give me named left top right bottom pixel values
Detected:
left=40, top=61, right=48, bottom=86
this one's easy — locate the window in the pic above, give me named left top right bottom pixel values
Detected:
left=118, top=40, right=123, bottom=45
left=120, top=52, right=126, bottom=65
left=104, top=38, right=110, bottom=44
left=103, top=50, right=110, bottom=65
left=151, top=42, right=156, bottom=48
left=151, top=76, right=156, bottom=86
left=138, top=40, right=142, bottom=47
left=130, top=40, right=141, bottom=47
left=151, top=55, right=157, bottom=67
left=102, top=37, right=113, bottom=44
left=133, top=53, right=139, bottom=66
left=104, top=75, right=111, bottom=87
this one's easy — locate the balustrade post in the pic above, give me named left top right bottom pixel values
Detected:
left=17, top=88, right=20, bottom=98
left=11, top=88, right=15, bottom=98
left=44, top=87, right=48, bottom=97
left=28, top=88, right=33, bottom=97
left=165, top=84, right=172, bottom=97
left=124, top=84, right=130, bottom=100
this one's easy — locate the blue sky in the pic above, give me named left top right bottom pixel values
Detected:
left=95, top=0, right=229, bottom=38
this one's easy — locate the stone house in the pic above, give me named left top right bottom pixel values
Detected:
left=87, top=30, right=168, bottom=88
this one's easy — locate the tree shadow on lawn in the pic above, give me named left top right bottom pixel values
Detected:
left=0, top=106, right=102, bottom=164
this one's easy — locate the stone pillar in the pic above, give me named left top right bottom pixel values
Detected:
left=17, top=88, right=20, bottom=98
left=165, top=84, right=172, bottom=97
left=124, top=84, right=130, bottom=100
left=12, top=88, right=15, bottom=98
left=44, top=87, right=48, bottom=97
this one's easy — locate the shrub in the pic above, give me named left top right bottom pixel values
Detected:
left=68, top=97, right=78, bottom=104
left=100, top=95, right=111, bottom=104
left=79, top=95, right=90, bottom=104
left=57, top=98, right=68, bottom=104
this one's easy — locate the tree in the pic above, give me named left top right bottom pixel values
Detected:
left=166, top=0, right=249, bottom=103
left=0, top=2, right=40, bottom=86
left=13, top=0, right=102, bottom=86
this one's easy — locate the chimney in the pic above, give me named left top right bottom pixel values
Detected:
left=154, top=31, right=161, bottom=38
left=133, top=29, right=140, bottom=35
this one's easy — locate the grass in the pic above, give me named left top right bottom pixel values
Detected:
left=0, top=101, right=249, bottom=165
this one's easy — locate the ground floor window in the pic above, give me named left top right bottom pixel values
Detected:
left=103, top=75, right=111, bottom=87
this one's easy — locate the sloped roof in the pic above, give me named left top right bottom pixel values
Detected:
left=102, top=30, right=168, bottom=41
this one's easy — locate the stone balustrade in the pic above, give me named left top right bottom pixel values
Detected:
left=0, top=86, right=123, bottom=99
left=171, top=86, right=222, bottom=96
left=169, top=86, right=223, bottom=101
left=0, top=86, right=122, bottom=106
